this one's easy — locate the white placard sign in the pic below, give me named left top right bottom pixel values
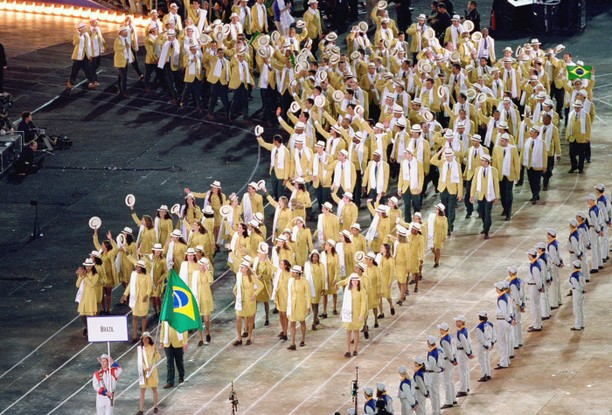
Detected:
left=87, top=316, right=129, bottom=343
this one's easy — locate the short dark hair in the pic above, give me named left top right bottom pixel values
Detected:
left=469, top=1, right=477, bottom=7
left=21, top=111, right=32, bottom=121
left=273, top=134, right=283, bottom=143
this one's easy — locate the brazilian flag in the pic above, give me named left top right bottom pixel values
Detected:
left=160, top=270, right=203, bottom=332
left=567, top=65, right=592, bottom=80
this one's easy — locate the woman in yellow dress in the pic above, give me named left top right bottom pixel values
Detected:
left=181, top=193, right=203, bottom=230
left=186, top=221, right=212, bottom=258
left=287, top=265, right=312, bottom=350
left=336, top=266, right=368, bottom=357
left=292, top=217, right=313, bottom=267
left=201, top=207, right=216, bottom=259
left=155, top=205, right=174, bottom=246
left=226, top=223, right=250, bottom=274
left=274, top=259, right=292, bottom=341
left=265, top=192, right=293, bottom=239
left=93, top=229, right=118, bottom=314
left=121, top=259, right=152, bottom=342
left=366, top=199, right=391, bottom=252
left=194, top=258, right=214, bottom=347
left=137, top=331, right=161, bottom=415
left=304, top=250, right=325, bottom=330
left=150, top=244, right=168, bottom=317
left=431, top=203, right=449, bottom=267
left=378, top=243, right=396, bottom=318
left=394, top=226, right=410, bottom=305
left=164, top=229, right=188, bottom=273
left=247, top=220, right=266, bottom=258
left=273, top=234, right=295, bottom=266
left=89, top=251, right=107, bottom=315
left=233, top=260, right=264, bottom=346
left=131, top=208, right=156, bottom=256
left=179, top=248, right=199, bottom=287
left=364, top=252, right=382, bottom=333
left=76, top=258, right=100, bottom=335
left=288, top=179, right=312, bottom=220
left=254, top=242, right=274, bottom=326
left=321, top=239, right=340, bottom=318
left=111, top=227, right=138, bottom=287
left=185, top=180, right=227, bottom=240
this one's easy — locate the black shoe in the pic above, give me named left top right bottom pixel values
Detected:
left=299, top=341, right=305, bottom=347
left=344, top=352, right=351, bottom=358
left=242, top=331, right=248, bottom=338
left=484, top=233, right=490, bottom=240
left=273, top=308, right=279, bottom=314
left=505, top=216, right=511, bottom=221
left=570, top=327, right=581, bottom=331
left=353, top=350, right=358, bottom=356
left=320, top=313, right=328, bottom=319
left=456, top=391, right=468, bottom=397
left=287, top=344, right=297, bottom=350
left=590, top=269, right=599, bottom=274
left=441, top=404, right=454, bottom=409
left=578, top=170, right=584, bottom=174
left=312, top=324, right=317, bottom=331
left=568, top=169, right=576, bottom=173
left=281, top=334, right=288, bottom=341
left=478, top=376, right=488, bottom=382
left=390, top=307, right=395, bottom=316
left=206, top=334, right=211, bottom=343
left=264, top=320, right=269, bottom=326
left=364, top=330, right=369, bottom=339
left=434, top=262, right=439, bottom=268
left=480, top=230, right=485, bottom=234
left=374, top=322, right=379, bottom=328
left=333, top=310, right=338, bottom=315
left=494, top=365, right=508, bottom=370
left=163, top=383, right=174, bottom=389
left=543, top=316, right=550, bottom=320
left=198, top=340, right=204, bottom=347
left=233, top=340, right=243, bottom=346
left=179, top=377, right=184, bottom=384
left=486, top=375, right=491, bottom=380
left=543, top=185, right=548, bottom=191
left=83, top=328, right=87, bottom=336
left=598, top=266, right=604, bottom=270
left=527, top=326, right=542, bottom=332
left=245, top=339, right=252, bottom=345
left=377, top=314, right=384, bottom=319
left=465, top=213, right=472, bottom=219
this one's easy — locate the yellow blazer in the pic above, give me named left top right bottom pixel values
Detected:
left=113, top=36, right=131, bottom=68
left=205, top=54, right=231, bottom=85
left=303, top=8, right=322, bottom=39
left=229, top=57, right=255, bottom=89
left=251, top=3, right=269, bottom=33
left=431, top=154, right=464, bottom=195
left=492, top=145, right=521, bottom=181
left=470, top=166, right=500, bottom=201
left=397, top=159, right=424, bottom=194
left=362, top=160, right=390, bottom=194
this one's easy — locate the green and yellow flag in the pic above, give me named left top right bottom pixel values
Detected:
left=567, top=65, right=592, bottom=80
left=160, top=270, right=203, bottom=332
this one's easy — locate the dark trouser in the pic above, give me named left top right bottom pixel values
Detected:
left=311, top=37, right=319, bottom=57
left=464, top=179, right=474, bottom=215
left=517, top=166, right=525, bottom=185
left=552, top=85, right=565, bottom=118
left=390, top=160, right=399, bottom=180
left=144, top=63, right=163, bottom=89
left=403, top=191, right=421, bottom=222
left=0, top=67, right=3, bottom=91
left=164, top=346, right=184, bottom=385
left=367, top=188, right=382, bottom=204
left=270, top=174, right=284, bottom=200
left=117, top=64, right=128, bottom=95
left=586, top=142, right=591, bottom=162
left=477, top=199, right=493, bottom=234
left=91, top=56, right=101, bottom=81
left=181, top=78, right=203, bottom=109
left=314, top=185, right=331, bottom=211
left=396, top=5, right=411, bottom=32
left=543, top=155, right=555, bottom=187
left=130, top=48, right=143, bottom=77
left=280, top=90, right=293, bottom=118
left=353, top=172, right=363, bottom=206
left=423, top=166, right=439, bottom=196
left=499, top=177, right=514, bottom=217
left=69, top=58, right=94, bottom=84
left=260, top=86, right=276, bottom=124
left=230, top=84, right=249, bottom=118
left=569, top=141, right=586, bottom=172
left=440, top=189, right=457, bottom=231
left=162, top=64, right=179, bottom=101
left=527, top=168, right=543, bottom=200
left=208, top=82, right=230, bottom=115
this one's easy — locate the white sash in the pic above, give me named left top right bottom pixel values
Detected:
left=316, top=214, right=325, bottom=246
left=369, top=161, right=385, bottom=194
left=129, top=271, right=138, bottom=309
left=235, top=272, right=244, bottom=311
left=333, top=161, right=351, bottom=189
left=401, top=158, right=419, bottom=191
left=270, top=144, right=287, bottom=170
left=501, top=145, right=513, bottom=177
left=179, top=261, right=189, bottom=285
left=242, top=193, right=254, bottom=223
left=304, top=261, right=316, bottom=297
left=75, top=279, right=85, bottom=303
left=365, top=214, right=380, bottom=243
left=336, top=242, right=346, bottom=277
left=540, top=125, right=554, bottom=152
left=568, top=110, right=587, bottom=135
left=191, top=270, right=200, bottom=309
left=271, top=268, right=282, bottom=300
left=427, top=213, right=435, bottom=250
left=441, top=160, right=461, bottom=184
left=137, top=345, right=146, bottom=386
left=163, top=321, right=184, bottom=346
left=341, top=283, right=353, bottom=323
left=166, top=241, right=175, bottom=269
left=286, top=277, right=295, bottom=317
left=158, top=39, right=180, bottom=69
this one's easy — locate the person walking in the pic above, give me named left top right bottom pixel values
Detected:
left=92, top=354, right=122, bottom=415
left=137, top=332, right=161, bottom=414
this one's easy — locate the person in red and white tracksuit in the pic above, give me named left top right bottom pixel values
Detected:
left=92, top=354, right=122, bottom=415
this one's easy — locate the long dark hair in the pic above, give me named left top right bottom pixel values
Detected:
left=349, top=278, right=361, bottom=291
left=382, top=243, right=391, bottom=259
left=125, top=233, right=135, bottom=245
left=195, top=222, right=207, bottom=235
left=207, top=187, right=223, bottom=205
left=140, top=335, right=154, bottom=347
left=281, top=259, right=291, bottom=272
left=143, top=215, right=154, bottom=230
left=239, top=223, right=248, bottom=238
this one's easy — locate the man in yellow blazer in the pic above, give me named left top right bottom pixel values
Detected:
left=229, top=50, right=254, bottom=120
left=398, top=147, right=424, bottom=221
left=69, top=22, right=96, bottom=90
left=539, top=113, right=561, bottom=191
left=205, top=45, right=231, bottom=120
left=431, top=147, right=464, bottom=235
left=312, top=140, right=333, bottom=210
left=470, top=154, right=499, bottom=239
left=114, top=26, right=134, bottom=98
left=328, top=149, right=357, bottom=198
left=566, top=100, right=591, bottom=174
left=363, top=150, right=390, bottom=201
left=492, top=133, right=520, bottom=221
left=522, top=125, right=548, bottom=205
left=303, top=0, right=323, bottom=55
left=257, top=133, right=290, bottom=198
left=251, top=0, right=269, bottom=34
left=181, top=43, right=204, bottom=112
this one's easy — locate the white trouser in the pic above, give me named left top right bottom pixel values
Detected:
left=415, top=391, right=427, bottom=415
left=495, top=319, right=510, bottom=367
left=540, top=282, right=551, bottom=318
left=513, top=306, right=523, bottom=347
left=427, top=372, right=441, bottom=415
left=96, top=395, right=113, bottom=415
left=457, top=351, right=470, bottom=393
left=550, top=265, right=561, bottom=308
left=601, top=227, right=609, bottom=261
left=572, top=290, right=585, bottom=329
left=400, top=397, right=412, bottom=415
left=529, top=284, right=542, bottom=329
left=442, top=360, right=455, bottom=405
left=589, top=228, right=602, bottom=268
left=477, top=344, right=490, bottom=377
